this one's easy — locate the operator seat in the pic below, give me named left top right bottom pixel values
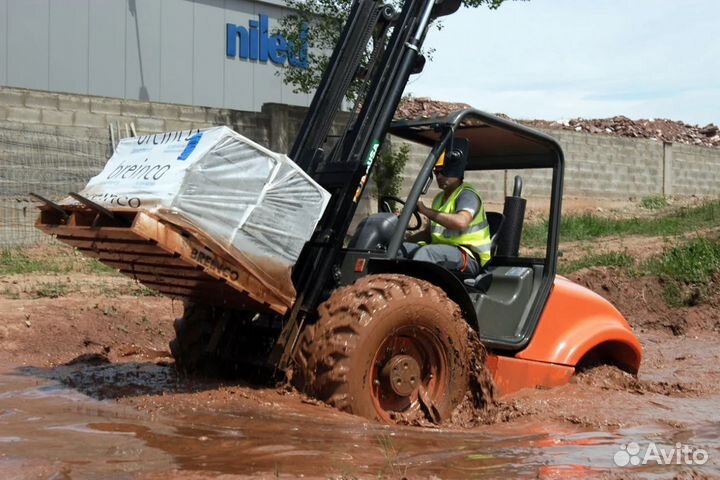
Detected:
left=464, top=176, right=527, bottom=291
left=486, top=211, right=505, bottom=255
left=462, top=212, right=502, bottom=292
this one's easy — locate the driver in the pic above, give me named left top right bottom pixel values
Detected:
left=403, top=139, right=491, bottom=275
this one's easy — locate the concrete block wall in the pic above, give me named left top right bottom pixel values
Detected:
left=0, top=86, right=275, bottom=245
left=396, top=137, right=507, bottom=205
left=398, top=128, right=719, bottom=203
left=2, top=85, right=720, bottom=246
left=672, top=144, right=720, bottom=196
left=547, top=130, right=664, bottom=198
left=5, top=84, right=717, bottom=204
left=0, top=86, right=273, bottom=146
left=0, top=87, right=366, bottom=244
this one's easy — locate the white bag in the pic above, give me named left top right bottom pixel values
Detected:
left=64, top=126, right=330, bottom=302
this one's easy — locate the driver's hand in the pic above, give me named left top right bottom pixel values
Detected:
left=417, top=200, right=430, bottom=216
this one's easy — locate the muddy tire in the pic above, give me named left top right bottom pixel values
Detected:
left=294, top=274, right=471, bottom=424
left=169, top=303, right=221, bottom=374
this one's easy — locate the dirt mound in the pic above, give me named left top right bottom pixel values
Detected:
left=396, top=97, right=472, bottom=119
left=0, top=292, right=178, bottom=367
left=396, top=97, right=720, bottom=148
left=523, top=116, right=720, bottom=148
left=568, top=267, right=720, bottom=335
left=574, top=365, right=701, bottom=397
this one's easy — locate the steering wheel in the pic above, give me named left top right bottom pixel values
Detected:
left=379, top=195, right=422, bottom=231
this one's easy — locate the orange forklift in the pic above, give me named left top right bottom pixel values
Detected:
left=36, top=0, right=641, bottom=424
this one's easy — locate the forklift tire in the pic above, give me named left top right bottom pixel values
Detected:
left=294, top=274, right=470, bottom=424
left=169, top=302, right=221, bottom=374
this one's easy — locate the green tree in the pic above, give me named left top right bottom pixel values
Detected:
left=373, top=143, right=410, bottom=198
left=277, top=0, right=523, bottom=199
left=276, top=0, right=521, bottom=97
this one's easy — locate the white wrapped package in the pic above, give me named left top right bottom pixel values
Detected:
left=65, top=127, right=330, bottom=303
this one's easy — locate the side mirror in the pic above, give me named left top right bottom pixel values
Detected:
left=421, top=174, right=433, bottom=195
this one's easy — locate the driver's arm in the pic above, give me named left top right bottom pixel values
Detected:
left=404, top=219, right=430, bottom=243
left=417, top=201, right=473, bottom=232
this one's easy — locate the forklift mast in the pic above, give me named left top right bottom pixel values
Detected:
left=272, top=0, right=460, bottom=365
left=289, top=0, right=460, bottom=313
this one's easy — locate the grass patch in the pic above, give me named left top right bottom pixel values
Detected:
left=643, top=237, right=720, bottom=307
left=640, top=195, right=669, bottom=210
left=33, top=281, right=69, bottom=298
left=0, top=248, right=56, bottom=274
left=559, top=252, right=634, bottom=275
left=523, top=200, right=720, bottom=247
left=644, top=237, right=720, bottom=283
left=96, top=280, right=162, bottom=298
left=555, top=236, right=720, bottom=308
left=84, top=258, right=115, bottom=274
left=131, top=285, right=163, bottom=297
left=0, top=247, right=115, bottom=275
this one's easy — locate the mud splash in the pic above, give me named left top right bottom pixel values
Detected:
left=574, top=365, right=702, bottom=397
left=449, top=325, right=510, bottom=428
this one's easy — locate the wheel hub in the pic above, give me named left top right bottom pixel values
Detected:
left=381, top=354, right=421, bottom=397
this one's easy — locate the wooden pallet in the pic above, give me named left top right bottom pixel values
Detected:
left=35, top=206, right=291, bottom=315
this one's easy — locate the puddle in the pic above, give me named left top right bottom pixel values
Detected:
left=0, top=368, right=718, bottom=479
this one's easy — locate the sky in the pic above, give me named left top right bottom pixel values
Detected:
left=405, top=0, right=719, bottom=125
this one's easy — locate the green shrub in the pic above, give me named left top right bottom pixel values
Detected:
left=643, top=237, right=720, bottom=306
left=373, top=143, right=410, bottom=198
left=644, top=238, right=720, bottom=284
left=640, top=195, right=669, bottom=210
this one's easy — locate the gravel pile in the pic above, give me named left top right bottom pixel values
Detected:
left=521, top=116, right=719, bottom=148
left=396, top=98, right=719, bottom=148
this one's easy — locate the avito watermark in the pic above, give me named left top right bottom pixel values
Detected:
left=614, top=442, right=709, bottom=467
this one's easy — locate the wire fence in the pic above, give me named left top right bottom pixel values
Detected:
left=0, top=127, right=111, bottom=245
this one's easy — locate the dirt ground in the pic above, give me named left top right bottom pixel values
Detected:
left=1, top=239, right=719, bottom=478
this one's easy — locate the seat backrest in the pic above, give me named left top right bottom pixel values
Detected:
left=486, top=211, right=504, bottom=242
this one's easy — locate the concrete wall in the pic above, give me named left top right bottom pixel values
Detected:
left=397, top=128, right=720, bottom=204
left=0, top=86, right=302, bottom=145
left=545, top=130, right=665, bottom=199
left=1, top=85, right=719, bottom=245
left=672, top=143, right=720, bottom=196
left=2, top=86, right=719, bottom=200
left=0, top=86, right=347, bottom=245
left=0, top=86, right=306, bottom=245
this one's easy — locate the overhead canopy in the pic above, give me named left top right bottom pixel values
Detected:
left=389, top=108, right=563, bottom=170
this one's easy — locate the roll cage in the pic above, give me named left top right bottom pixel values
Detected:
left=384, top=108, right=565, bottom=351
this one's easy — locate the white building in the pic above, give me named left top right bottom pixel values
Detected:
left=0, top=0, right=312, bottom=112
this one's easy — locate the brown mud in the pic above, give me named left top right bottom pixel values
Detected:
left=1, top=265, right=720, bottom=478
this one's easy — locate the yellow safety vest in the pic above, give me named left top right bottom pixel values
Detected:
left=430, top=184, right=492, bottom=266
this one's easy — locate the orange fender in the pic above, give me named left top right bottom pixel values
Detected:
left=516, top=276, right=642, bottom=373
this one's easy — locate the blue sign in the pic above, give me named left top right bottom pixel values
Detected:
left=226, top=15, right=308, bottom=69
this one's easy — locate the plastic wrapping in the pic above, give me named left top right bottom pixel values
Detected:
left=63, top=127, right=330, bottom=304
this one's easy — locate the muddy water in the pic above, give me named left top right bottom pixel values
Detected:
left=1, top=366, right=719, bottom=479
